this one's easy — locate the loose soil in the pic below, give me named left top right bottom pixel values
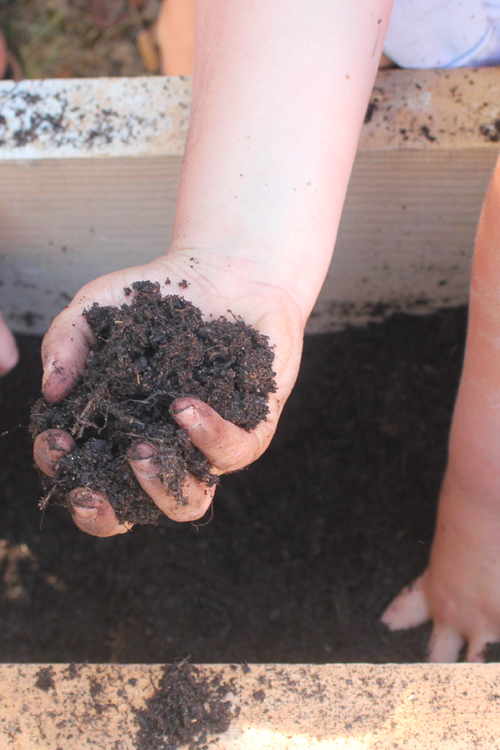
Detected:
left=30, top=282, right=276, bottom=525
left=3, top=307, right=497, bottom=665
left=134, top=662, right=234, bottom=750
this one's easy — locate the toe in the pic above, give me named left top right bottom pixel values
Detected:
left=427, top=626, right=464, bottom=662
left=466, top=633, right=497, bottom=663
left=381, top=577, right=430, bottom=631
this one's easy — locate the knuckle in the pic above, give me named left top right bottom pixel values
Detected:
left=225, top=444, right=251, bottom=470
left=202, top=423, right=229, bottom=453
left=215, top=435, right=263, bottom=471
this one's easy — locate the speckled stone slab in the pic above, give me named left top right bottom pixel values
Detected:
left=2, top=68, right=500, bottom=160
left=0, top=663, right=499, bottom=749
left=0, top=76, right=191, bottom=159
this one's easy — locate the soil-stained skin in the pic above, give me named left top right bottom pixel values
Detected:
left=30, top=282, right=276, bottom=525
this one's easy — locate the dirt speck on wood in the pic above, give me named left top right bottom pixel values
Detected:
left=30, top=281, right=276, bottom=525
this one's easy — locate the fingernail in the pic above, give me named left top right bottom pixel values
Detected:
left=173, top=405, right=199, bottom=430
left=72, top=506, right=98, bottom=521
left=128, top=443, right=155, bottom=461
left=41, top=360, right=56, bottom=390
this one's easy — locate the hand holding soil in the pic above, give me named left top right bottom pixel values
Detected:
left=32, top=250, right=304, bottom=537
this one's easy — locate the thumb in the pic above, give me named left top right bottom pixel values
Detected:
left=41, top=305, right=95, bottom=403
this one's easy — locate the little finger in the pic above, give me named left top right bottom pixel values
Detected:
left=69, top=488, right=132, bottom=537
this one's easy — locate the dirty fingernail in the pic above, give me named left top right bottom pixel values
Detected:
left=47, top=448, right=66, bottom=463
left=128, top=443, right=155, bottom=461
left=173, top=405, right=199, bottom=430
left=72, top=506, right=98, bottom=521
left=47, top=431, right=74, bottom=455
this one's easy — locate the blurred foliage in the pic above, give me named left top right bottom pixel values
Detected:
left=0, top=0, right=161, bottom=78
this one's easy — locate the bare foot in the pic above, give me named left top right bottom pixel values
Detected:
left=382, top=157, right=500, bottom=663
left=382, top=474, right=500, bottom=662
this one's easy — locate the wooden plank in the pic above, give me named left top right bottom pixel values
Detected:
left=310, top=148, right=496, bottom=332
left=0, top=663, right=499, bottom=749
left=0, top=69, right=499, bottom=334
left=0, top=149, right=493, bottom=335
left=0, top=157, right=179, bottom=333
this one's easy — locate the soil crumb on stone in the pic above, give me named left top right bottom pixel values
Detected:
left=30, top=282, right=276, bottom=525
left=134, top=662, right=234, bottom=750
left=34, top=666, right=56, bottom=692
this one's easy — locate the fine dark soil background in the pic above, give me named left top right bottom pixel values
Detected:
left=0, top=306, right=484, bottom=665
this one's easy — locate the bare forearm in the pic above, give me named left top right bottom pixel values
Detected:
left=446, top=159, right=500, bottom=503
left=170, top=0, right=393, bottom=318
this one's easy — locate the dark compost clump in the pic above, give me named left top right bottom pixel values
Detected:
left=134, top=662, right=234, bottom=750
left=30, top=282, right=276, bottom=525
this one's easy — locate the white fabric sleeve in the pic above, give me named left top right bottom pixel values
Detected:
left=483, top=0, right=500, bottom=23
left=384, top=0, right=500, bottom=68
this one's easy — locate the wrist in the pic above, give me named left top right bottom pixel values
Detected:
left=164, top=242, right=323, bottom=323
